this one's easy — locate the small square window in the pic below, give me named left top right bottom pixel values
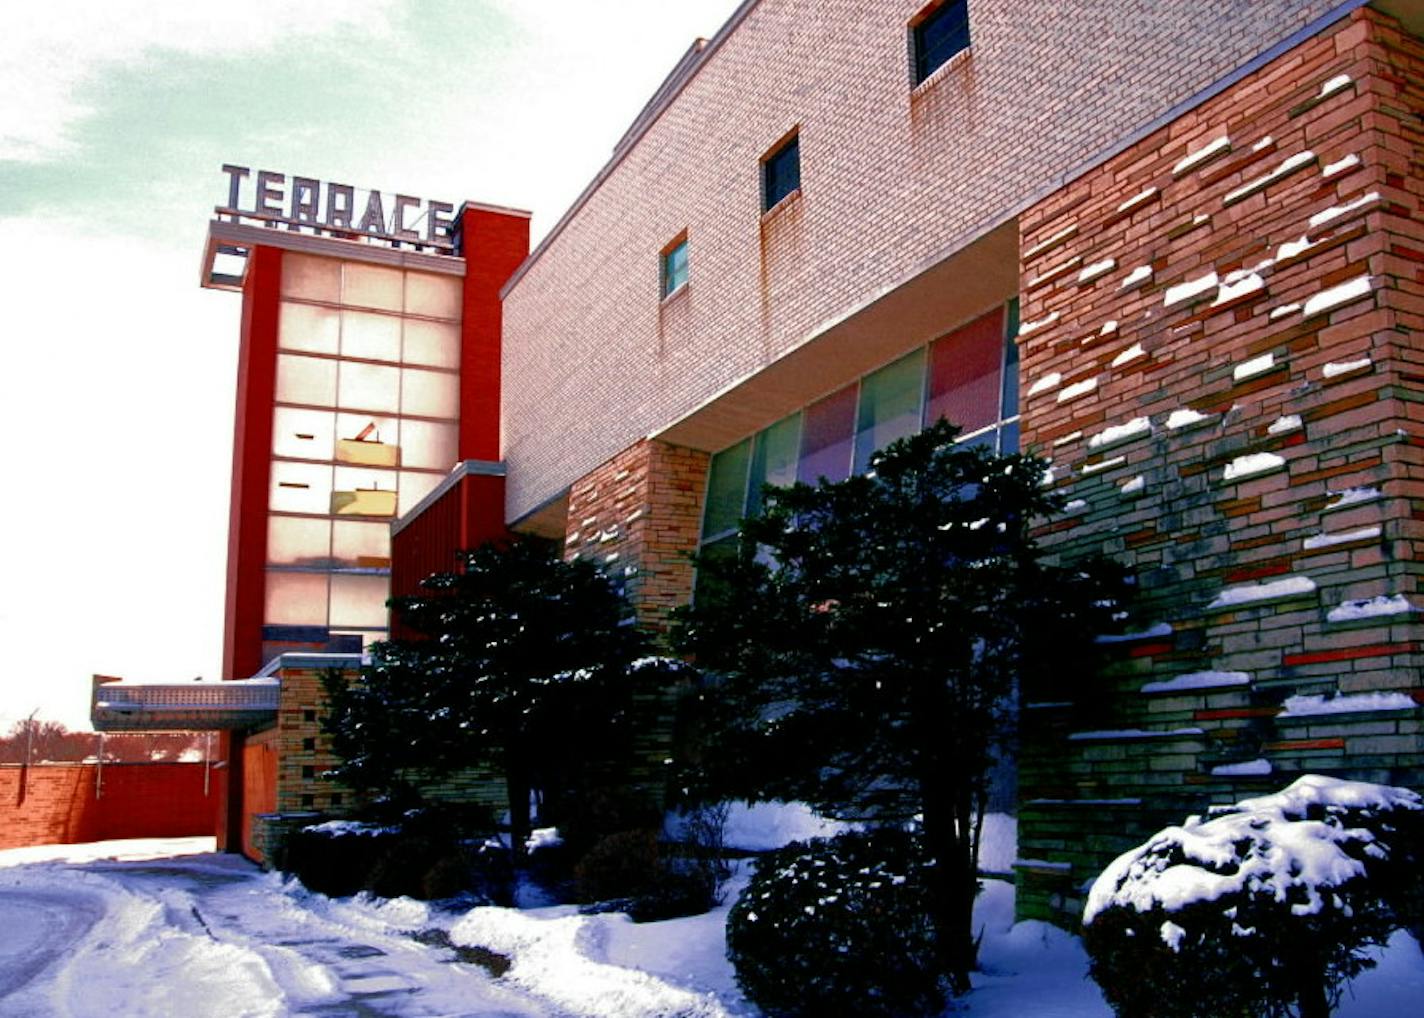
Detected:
left=913, top=1, right=970, bottom=85
left=662, top=236, right=689, bottom=297
left=763, top=133, right=801, bottom=211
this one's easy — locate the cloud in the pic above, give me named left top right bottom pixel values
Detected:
left=0, top=0, right=398, bottom=162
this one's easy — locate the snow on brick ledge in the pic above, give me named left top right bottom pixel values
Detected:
left=1327, top=594, right=1416, bottom=623
left=1140, top=670, right=1250, bottom=694
left=1207, top=575, right=1317, bottom=610
left=1324, top=486, right=1381, bottom=512
left=1068, top=727, right=1206, bottom=742
left=1088, top=417, right=1151, bottom=449
left=1302, top=274, right=1373, bottom=318
left=1211, top=758, right=1272, bottom=777
left=1222, top=452, right=1285, bottom=481
left=1095, top=622, right=1174, bottom=644
left=1279, top=692, right=1418, bottom=717
left=1303, top=526, right=1380, bottom=550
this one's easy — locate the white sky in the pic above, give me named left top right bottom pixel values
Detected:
left=0, top=0, right=744, bottom=731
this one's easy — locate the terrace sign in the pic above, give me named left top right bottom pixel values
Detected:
left=218, top=165, right=456, bottom=251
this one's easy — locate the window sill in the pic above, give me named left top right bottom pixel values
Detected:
left=910, top=45, right=971, bottom=98
left=761, top=187, right=802, bottom=223
left=661, top=280, right=689, bottom=306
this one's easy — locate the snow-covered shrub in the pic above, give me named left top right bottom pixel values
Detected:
left=1083, top=776, right=1424, bottom=1018
left=726, top=829, right=942, bottom=1017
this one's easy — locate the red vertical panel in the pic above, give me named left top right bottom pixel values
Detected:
left=223, top=245, right=283, bottom=681
left=458, top=207, right=530, bottom=461
left=461, top=473, right=508, bottom=549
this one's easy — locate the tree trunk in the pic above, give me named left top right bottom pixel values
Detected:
left=506, top=760, right=531, bottom=864
left=919, top=772, right=979, bottom=995
left=1296, top=972, right=1330, bottom=1018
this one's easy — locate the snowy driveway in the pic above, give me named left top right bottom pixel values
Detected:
left=0, top=840, right=565, bottom=1017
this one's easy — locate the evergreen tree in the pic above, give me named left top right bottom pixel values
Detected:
left=322, top=538, right=650, bottom=857
left=673, top=419, right=1128, bottom=995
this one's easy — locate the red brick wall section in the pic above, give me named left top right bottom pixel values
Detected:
left=0, top=764, right=217, bottom=850
left=1014, top=8, right=1424, bottom=926
left=564, top=439, right=710, bottom=638
left=502, top=0, right=1342, bottom=522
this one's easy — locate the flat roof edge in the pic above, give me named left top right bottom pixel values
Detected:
left=391, top=459, right=506, bottom=537
left=501, top=0, right=763, bottom=298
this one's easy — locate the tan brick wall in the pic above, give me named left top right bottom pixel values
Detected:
left=565, top=439, right=710, bottom=638
left=272, top=664, right=508, bottom=820
left=1014, top=7, right=1424, bottom=925
left=504, top=0, right=1342, bottom=521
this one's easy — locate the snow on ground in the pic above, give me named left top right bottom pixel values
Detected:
left=1, top=833, right=1421, bottom=1016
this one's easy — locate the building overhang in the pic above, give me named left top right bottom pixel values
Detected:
left=391, top=459, right=507, bottom=537
left=200, top=219, right=468, bottom=292
left=91, top=675, right=280, bottom=732
left=651, top=217, right=1018, bottom=453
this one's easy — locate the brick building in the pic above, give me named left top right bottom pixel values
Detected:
left=94, top=0, right=1424, bottom=925
left=496, top=0, right=1424, bottom=926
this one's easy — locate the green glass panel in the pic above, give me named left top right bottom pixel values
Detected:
left=853, top=349, right=925, bottom=473
left=746, top=413, right=801, bottom=516
left=702, top=438, right=752, bottom=539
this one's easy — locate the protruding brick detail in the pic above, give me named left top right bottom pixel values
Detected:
left=1015, top=8, right=1424, bottom=926
left=564, top=439, right=710, bottom=639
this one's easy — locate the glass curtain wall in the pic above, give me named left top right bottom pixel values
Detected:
left=698, top=301, right=1019, bottom=561
left=264, top=253, right=462, bottom=658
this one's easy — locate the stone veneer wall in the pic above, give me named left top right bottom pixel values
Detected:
left=565, top=439, right=710, bottom=638
left=564, top=439, right=710, bottom=796
left=248, top=663, right=508, bottom=866
left=1014, top=7, right=1424, bottom=926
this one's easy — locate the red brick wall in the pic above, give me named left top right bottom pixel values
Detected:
left=503, top=0, right=1342, bottom=522
left=0, top=763, right=217, bottom=850
left=1014, top=7, right=1424, bottom=925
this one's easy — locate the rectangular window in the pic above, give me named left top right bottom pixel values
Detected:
left=662, top=235, right=689, bottom=297
left=913, top=1, right=970, bottom=84
left=763, top=133, right=801, bottom=211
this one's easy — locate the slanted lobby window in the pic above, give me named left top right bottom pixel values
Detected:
left=662, top=234, right=689, bottom=297
left=697, top=299, right=1020, bottom=557
left=762, top=132, right=801, bottom=211
left=912, top=0, right=970, bottom=85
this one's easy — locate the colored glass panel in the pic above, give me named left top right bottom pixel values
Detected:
left=329, top=573, right=390, bottom=628
left=925, top=306, right=1005, bottom=435
left=400, top=367, right=459, bottom=418
left=798, top=384, right=857, bottom=484
left=854, top=349, right=925, bottom=473
left=337, top=361, right=400, bottom=413
left=270, top=461, right=333, bottom=515
left=746, top=413, right=801, bottom=516
left=399, top=419, right=458, bottom=471
left=265, top=571, right=329, bottom=626
left=703, top=438, right=753, bottom=539
left=332, top=520, right=390, bottom=568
